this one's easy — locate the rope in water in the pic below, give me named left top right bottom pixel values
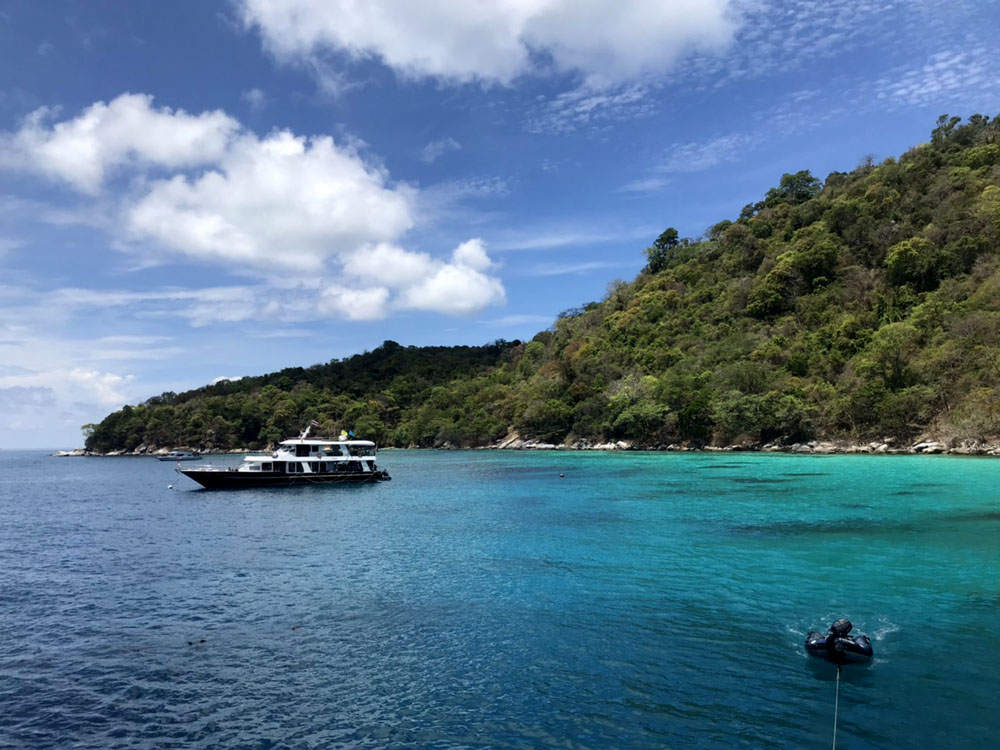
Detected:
left=832, top=664, right=841, bottom=750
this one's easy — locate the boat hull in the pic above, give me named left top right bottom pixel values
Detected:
left=805, top=631, right=873, bottom=665
left=179, top=468, right=390, bottom=489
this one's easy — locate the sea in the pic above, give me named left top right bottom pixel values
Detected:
left=1, top=449, right=997, bottom=748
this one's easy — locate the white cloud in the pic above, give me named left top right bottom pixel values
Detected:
left=617, top=131, right=753, bottom=192
left=238, top=0, right=738, bottom=86
left=0, top=366, right=132, bottom=424
left=397, top=239, right=505, bottom=315
left=524, top=260, right=627, bottom=277
left=481, top=314, right=554, bottom=327
left=126, top=128, right=415, bottom=272
left=526, top=82, right=657, bottom=134
left=1, top=94, right=507, bottom=320
left=342, top=243, right=437, bottom=288
left=491, top=225, right=653, bottom=251
left=660, top=133, right=752, bottom=173
left=399, top=265, right=505, bottom=315
left=452, top=238, right=493, bottom=272
left=0, top=369, right=132, bottom=449
left=317, top=284, right=391, bottom=320
left=420, top=137, right=461, bottom=164
left=1, top=93, right=238, bottom=193
left=343, top=238, right=505, bottom=315
left=618, top=176, right=670, bottom=194
left=873, top=48, right=996, bottom=107
left=242, top=87, right=270, bottom=111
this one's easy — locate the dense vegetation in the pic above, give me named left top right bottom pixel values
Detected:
left=86, top=115, right=1000, bottom=452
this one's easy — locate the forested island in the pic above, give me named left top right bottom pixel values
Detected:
left=85, top=115, right=1000, bottom=455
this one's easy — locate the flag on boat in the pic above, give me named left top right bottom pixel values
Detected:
left=311, top=420, right=320, bottom=427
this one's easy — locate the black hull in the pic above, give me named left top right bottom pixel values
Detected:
left=805, top=631, right=873, bottom=665
left=179, top=469, right=390, bottom=490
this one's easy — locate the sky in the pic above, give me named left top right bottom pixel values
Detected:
left=1, top=0, right=999, bottom=449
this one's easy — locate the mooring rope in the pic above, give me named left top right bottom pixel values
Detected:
left=832, top=664, right=842, bottom=750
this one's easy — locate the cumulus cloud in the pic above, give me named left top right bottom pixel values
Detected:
left=318, top=284, right=391, bottom=320
left=397, top=239, right=505, bottom=315
left=0, top=94, right=506, bottom=319
left=342, top=238, right=505, bottom=316
left=342, top=243, right=436, bottom=288
left=0, top=93, right=238, bottom=193
left=126, top=129, right=415, bottom=272
left=237, top=0, right=738, bottom=86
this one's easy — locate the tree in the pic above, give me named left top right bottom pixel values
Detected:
left=645, top=227, right=679, bottom=273
left=884, top=237, right=956, bottom=292
left=765, top=170, right=822, bottom=206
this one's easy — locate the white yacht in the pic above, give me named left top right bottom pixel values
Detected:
left=178, top=427, right=390, bottom=489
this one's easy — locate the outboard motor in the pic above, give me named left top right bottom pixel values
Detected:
left=830, top=618, right=852, bottom=637
left=805, top=618, right=873, bottom=665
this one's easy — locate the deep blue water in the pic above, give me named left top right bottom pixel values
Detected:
left=1, top=449, right=998, bottom=748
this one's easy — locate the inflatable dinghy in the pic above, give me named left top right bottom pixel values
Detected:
left=805, top=618, right=872, bottom=665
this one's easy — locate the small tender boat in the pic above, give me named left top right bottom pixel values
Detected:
left=157, top=450, right=201, bottom=461
left=805, top=618, right=873, bottom=665
left=177, top=426, right=390, bottom=489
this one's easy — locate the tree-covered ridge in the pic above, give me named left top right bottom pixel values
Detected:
left=87, top=115, right=1000, bottom=453
left=84, top=341, right=520, bottom=452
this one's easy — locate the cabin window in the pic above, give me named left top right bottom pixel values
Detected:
left=273, top=461, right=286, bottom=473
left=249, top=463, right=260, bottom=472
left=310, top=462, right=320, bottom=473
left=296, top=445, right=310, bottom=457
left=262, top=462, right=272, bottom=472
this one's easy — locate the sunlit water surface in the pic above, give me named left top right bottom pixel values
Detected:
left=1, top=450, right=998, bottom=748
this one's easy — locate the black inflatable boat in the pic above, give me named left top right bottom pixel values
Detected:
left=805, top=618, right=873, bottom=665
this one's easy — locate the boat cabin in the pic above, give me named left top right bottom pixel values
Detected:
left=237, top=438, right=378, bottom=475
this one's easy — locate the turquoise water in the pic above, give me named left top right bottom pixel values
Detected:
left=1, top=449, right=998, bottom=748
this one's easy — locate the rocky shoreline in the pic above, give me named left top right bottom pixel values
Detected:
left=482, top=433, right=1000, bottom=456
left=54, top=435, right=1000, bottom=457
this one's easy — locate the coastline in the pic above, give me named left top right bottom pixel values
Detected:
left=480, top=434, right=1000, bottom=457
left=54, top=435, right=1000, bottom=458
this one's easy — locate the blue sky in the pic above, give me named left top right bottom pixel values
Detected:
left=1, top=0, right=999, bottom=448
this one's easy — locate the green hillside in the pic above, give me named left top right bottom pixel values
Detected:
left=86, top=114, right=1000, bottom=453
